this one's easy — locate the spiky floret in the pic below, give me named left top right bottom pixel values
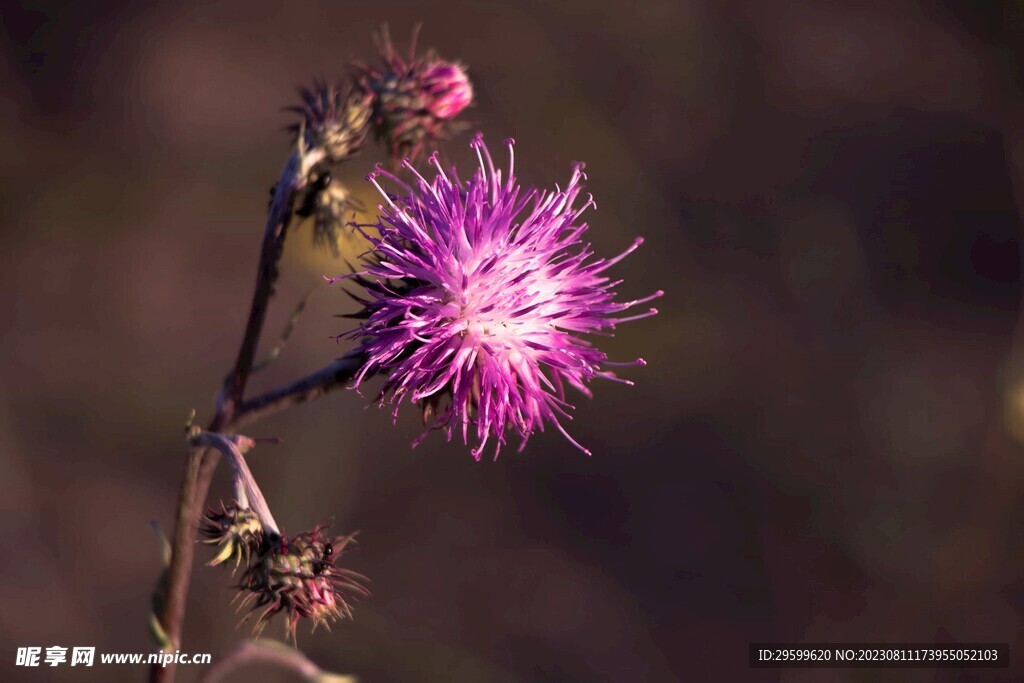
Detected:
left=340, top=134, right=661, bottom=459
left=200, top=502, right=264, bottom=572
left=236, top=526, right=369, bottom=641
left=351, top=27, right=473, bottom=163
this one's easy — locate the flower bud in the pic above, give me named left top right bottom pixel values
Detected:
left=422, top=61, right=473, bottom=120
left=237, top=526, right=369, bottom=640
left=352, top=28, right=473, bottom=163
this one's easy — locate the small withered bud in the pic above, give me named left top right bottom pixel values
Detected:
left=288, top=82, right=373, bottom=165
left=296, top=171, right=332, bottom=219
left=200, top=502, right=264, bottom=572
left=297, top=171, right=363, bottom=255
left=352, top=26, right=474, bottom=163
left=313, top=179, right=363, bottom=256
left=237, top=525, right=369, bottom=641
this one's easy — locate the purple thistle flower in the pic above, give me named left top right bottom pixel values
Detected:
left=339, top=134, right=662, bottom=460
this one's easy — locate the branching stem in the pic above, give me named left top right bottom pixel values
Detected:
left=149, top=140, right=349, bottom=683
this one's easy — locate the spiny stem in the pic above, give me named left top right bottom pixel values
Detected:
left=150, top=444, right=203, bottom=680
left=236, top=349, right=368, bottom=428
left=150, top=425, right=221, bottom=683
left=221, top=149, right=313, bottom=419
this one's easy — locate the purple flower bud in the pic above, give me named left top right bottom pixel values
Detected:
left=422, top=61, right=473, bottom=120
left=351, top=28, right=474, bottom=163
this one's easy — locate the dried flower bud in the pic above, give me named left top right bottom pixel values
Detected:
left=289, top=82, right=373, bottom=165
left=200, top=502, right=264, bottom=572
left=237, top=526, right=369, bottom=640
left=317, top=181, right=361, bottom=252
left=296, top=171, right=364, bottom=255
left=352, top=27, right=473, bottom=163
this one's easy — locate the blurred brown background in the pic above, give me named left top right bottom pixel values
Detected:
left=3, top=0, right=1024, bottom=681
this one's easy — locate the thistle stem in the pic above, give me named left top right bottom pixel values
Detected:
left=188, top=350, right=369, bottom=580
left=235, top=349, right=368, bottom=428
left=200, top=639, right=356, bottom=683
left=151, top=444, right=205, bottom=674
left=151, top=143, right=317, bottom=683
left=221, top=148, right=309, bottom=419
left=190, top=350, right=369, bottom=560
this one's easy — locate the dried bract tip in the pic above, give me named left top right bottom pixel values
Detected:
left=237, top=526, right=369, bottom=641
left=200, top=502, right=264, bottom=572
left=352, top=27, right=474, bottom=163
left=289, top=82, right=373, bottom=164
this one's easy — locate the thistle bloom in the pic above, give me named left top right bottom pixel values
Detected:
left=352, top=28, right=473, bottom=162
left=341, top=134, right=661, bottom=459
left=237, top=527, right=368, bottom=641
